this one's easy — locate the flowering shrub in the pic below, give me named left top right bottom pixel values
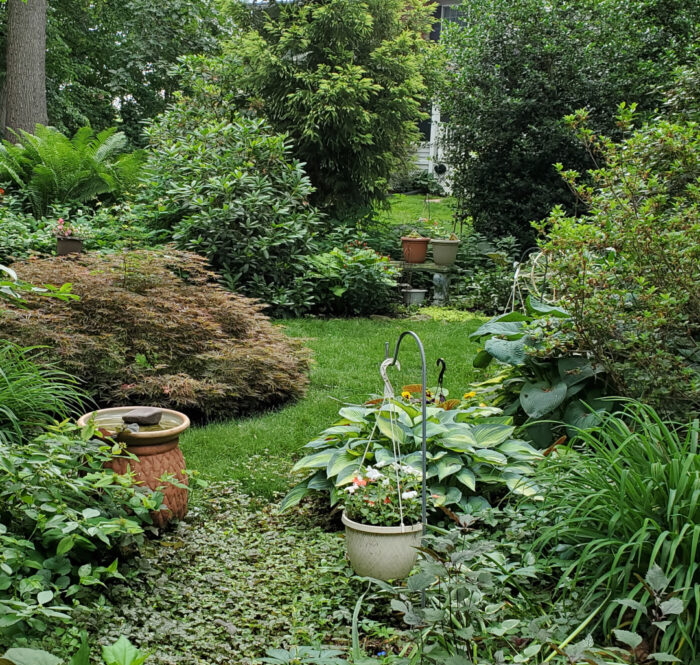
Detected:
left=342, top=464, right=423, bottom=526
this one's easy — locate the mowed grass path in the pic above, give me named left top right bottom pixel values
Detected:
left=181, top=315, right=485, bottom=497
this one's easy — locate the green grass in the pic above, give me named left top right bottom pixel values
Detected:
left=376, top=193, right=456, bottom=234
left=181, top=314, right=486, bottom=497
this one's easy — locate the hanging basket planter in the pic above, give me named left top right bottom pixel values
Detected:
left=342, top=513, right=422, bottom=580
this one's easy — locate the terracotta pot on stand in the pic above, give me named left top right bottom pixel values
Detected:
left=77, top=407, right=190, bottom=528
left=401, top=237, right=430, bottom=263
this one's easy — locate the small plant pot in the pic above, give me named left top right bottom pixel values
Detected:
left=401, top=237, right=430, bottom=263
left=56, top=237, right=84, bottom=255
left=431, top=238, right=460, bottom=266
left=342, top=513, right=423, bottom=580
left=401, top=288, right=428, bottom=306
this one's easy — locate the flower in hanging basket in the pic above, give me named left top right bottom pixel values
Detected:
left=342, top=464, right=424, bottom=527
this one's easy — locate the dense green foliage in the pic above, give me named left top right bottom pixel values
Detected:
left=0, top=0, right=224, bottom=143
left=0, top=343, right=85, bottom=446
left=221, top=0, right=441, bottom=218
left=307, top=243, right=399, bottom=316
left=536, top=401, right=700, bottom=661
left=0, top=424, right=162, bottom=638
left=0, top=125, right=144, bottom=218
left=441, top=0, right=700, bottom=245
left=540, top=104, right=700, bottom=417
left=142, top=106, right=321, bottom=316
left=1, top=251, right=310, bottom=421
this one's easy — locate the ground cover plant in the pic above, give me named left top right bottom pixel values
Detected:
left=0, top=424, right=162, bottom=641
left=43, top=481, right=373, bottom=665
left=1, top=250, right=310, bottom=421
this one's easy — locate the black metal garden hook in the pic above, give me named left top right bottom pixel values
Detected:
left=436, top=358, right=447, bottom=403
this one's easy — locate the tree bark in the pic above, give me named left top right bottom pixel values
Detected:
left=3, top=0, right=48, bottom=136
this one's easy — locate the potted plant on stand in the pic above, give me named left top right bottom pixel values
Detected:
left=401, top=229, right=430, bottom=264
left=341, top=463, right=425, bottom=580
left=431, top=232, right=461, bottom=266
left=54, top=217, right=85, bottom=255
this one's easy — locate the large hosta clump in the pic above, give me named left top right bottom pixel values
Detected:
left=1, top=250, right=310, bottom=420
left=282, top=398, right=543, bottom=513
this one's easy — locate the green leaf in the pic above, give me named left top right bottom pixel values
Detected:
left=37, top=590, right=54, bottom=605
left=68, top=633, right=90, bottom=665
left=526, top=296, right=569, bottom=318
left=291, top=449, right=335, bottom=473
left=455, top=468, right=476, bottom=491
left=471, top=449, right=507, bottom=465
left=648, top=653, right=682, bottom=662
left=613, top=629, right=643, bottom=649
left=519, top=380, right=567, bottom=418
left=81, top=508, right=101, bottom=520
left=484, top=336, right=528, bottom=366
left=659, top=597, right=684, bottom=615
left=646, top=564, right=670, bottom=593
left=278, top=482, right=309, bottom=513
left=375, top=414, right=407, bottom=444
left=338, top=406, right=369, bottom=423
left=101, top=636, right=148, bottom=665
left=472, top=349, right=492, bottom=368
left=1, top=650, right=62, bottom=665
left=435, top=455, right=463, bottom=481
left=471, top=424, right=515, bottom=448
left=56, top=535, right=75, bottom=556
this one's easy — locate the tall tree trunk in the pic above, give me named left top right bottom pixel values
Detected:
left=3, top=0, right=48, bottom=136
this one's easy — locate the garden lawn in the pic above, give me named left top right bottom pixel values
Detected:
left=181, top=313, right=486, bottom=498
left=376, top=193, right=456, bottom=234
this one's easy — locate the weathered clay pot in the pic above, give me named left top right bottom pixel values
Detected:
left=77, top=407, right=190, bottom=528
left=401, top=237, right=430, bottom=263
left=56, top=237, right=84, bottom=255
left=342, top=512, right=422, bottom=580
left=431, top=238, right=460, bottom=266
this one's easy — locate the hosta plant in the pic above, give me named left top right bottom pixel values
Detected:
left=470, top=296, right=609, bottom=447
left=281, top=397, right=543, bottom=513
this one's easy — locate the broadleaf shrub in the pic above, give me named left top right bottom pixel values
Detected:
left=1, top=250, right=310, bottom=420
left=142, top=110, right=321, bottom=317
left=539, top=105, right=700, bottom=417
left=307, top=243, right=399, bottom=316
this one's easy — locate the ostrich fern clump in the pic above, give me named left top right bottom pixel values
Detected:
left=0, top=124, right=144, bottom=217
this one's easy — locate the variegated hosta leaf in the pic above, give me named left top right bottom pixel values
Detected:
left=471, top=449, right=508, bottom=466
left=470, top=424, right=516, bottom=448
left=455, top=467, right=476, bottom=491
left=412, top=420, right=449, bottom=441
left=503, top=472, right=542, bottom=498
left=435, top=454, right=463, bottom=481
left=375, top=414, right=411, bottom=444
left=497, top=439, right=543, bottom=461
left=338, top=406, right=371, bottom=423
left=321, top=424, right=363, bottom=436
left=291, top=449, right=335, bottom=473
left=335, top=461, right=363, bottom=486
left=327, top=449, right=361, bottom=477
left=429, top=484, right=463, bottom=507
left=378, top=403, right=414, bottom=426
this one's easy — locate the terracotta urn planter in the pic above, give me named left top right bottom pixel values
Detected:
left=342, top=512, right=422, bottom=580
left=431, top=238, right=460, bottom=266
left=77, top=407, right=190, bottom=528
left=401, top=237, right=430, bottom=263
left=56, top=237, right=84, bottom=255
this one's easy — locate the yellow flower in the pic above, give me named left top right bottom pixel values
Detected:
left=401, top=390, right=412, bottom=399
left=463, top=391, right=476, bottom=399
